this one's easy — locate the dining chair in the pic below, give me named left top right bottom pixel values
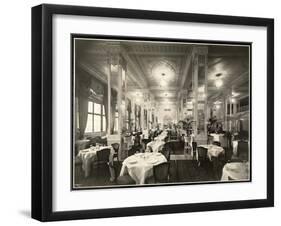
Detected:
left=192, top=141, right=197, bottom=159
left=108, top=162, right=136, bottom=185
left=228, top=176, right=234, bottom=180
left=161, top=147, right=171, bottom=161
left=95, top=148, right=111, bottom=175
left=142, top=138, right=151, bottom=149
left=111, top=143, right=120, bottom=161
left=213, top=141, right=221, bottom=146
left=128, top=147, right=137, bottom=157
left=197, top=146, right=208, bottom=167
left=116, top=175, right=136, bottom=185
left=237, top=140, right=249, bottom=161
left=153, top=162, right=170, bottom=183
left=207, top=135, right=214, bottom=144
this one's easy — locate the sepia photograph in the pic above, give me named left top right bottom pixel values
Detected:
left=72, top=36, right=251, bottom=189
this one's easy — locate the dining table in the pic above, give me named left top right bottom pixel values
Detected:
left=197, top=144, right=225, bottom=160
left=154, top=130, right=168, bottom=141
left=221, top=161, right=250, bottom=181
left=210, top=133, right=225, bottom=142
left=76, top=145, right=115, bottom=178
left=119, top=152, right=167, bottom=184
left=146, top=140, right=165, bottom=152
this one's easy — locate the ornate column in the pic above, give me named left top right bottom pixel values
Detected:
left=192, top=46, right=208, bottom=142
left=107, top=43, right=128, bottom=160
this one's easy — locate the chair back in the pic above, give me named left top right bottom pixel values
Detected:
left=134, top=134, right=141, bottom=146
left=128, top=148, right=137, bottom=156
left=161, top=147, right=171, bottom=161
left=97, top=148, right=110, bottom=162
left=213, top=141, right=221, bottom=146
left=164, top=140, right=184, bottom=154
left=237, top=140, right=249, bottom=161
left=142, top=138, right=151, bottom=145
left=153, top=162, right=170, bottom=183
left=197, top=146, right=208, bottom=161
left=192, top=141, right=197, bottom=153
left=111, top=143, right=119, bottom=152
left=85, top=136, right=98, bottom=148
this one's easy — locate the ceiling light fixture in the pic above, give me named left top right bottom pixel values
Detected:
left=215, top=79, right=223, bottom=88
left=231, top=98, right=236, bottom=103
left=215, top=73, right=223, bottom=88
left=160, top=80, right=167, bottom=87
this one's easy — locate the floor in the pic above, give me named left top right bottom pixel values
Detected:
left=74, top=149, right=230, bottom=188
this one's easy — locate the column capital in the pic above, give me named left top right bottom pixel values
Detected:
left=106, top=43, right=127, bottom=70
left=192, top=46, right=208, bottom=56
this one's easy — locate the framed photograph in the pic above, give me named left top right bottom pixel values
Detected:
left=32, top=4, right=274, bottom=221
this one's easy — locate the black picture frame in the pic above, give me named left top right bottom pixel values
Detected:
left=32, top=4, right=274, bottom=222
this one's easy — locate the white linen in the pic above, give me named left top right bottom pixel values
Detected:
left=119, top=152, right=167, bottom=184
left=210, top=133, right=224, bottom=142
left=198, top=144, right=225, bottom=160
left=76, top=146, right=114, bottom=177
left=146, top=140, right=165, bottom=152
left=142, top=130, right=149, bottom=139
left=221, top=162, right=250, bottom=181
left=232, top=140, right=238, bottom=156
left=154, top=131, right=168, bottom=141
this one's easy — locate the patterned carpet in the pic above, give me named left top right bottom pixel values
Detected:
left=74, top=154, right=225, bottom=188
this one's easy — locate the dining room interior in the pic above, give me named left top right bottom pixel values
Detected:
left=73, top=37, right=250, bottom=189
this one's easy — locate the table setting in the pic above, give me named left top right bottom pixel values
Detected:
left=221, top=161, right=249, bottom=181
left=119, top=152, right=167, bottom=184
left=197, top=144, right=225, bottom=160
left=76, top=145, right=114, bottom=177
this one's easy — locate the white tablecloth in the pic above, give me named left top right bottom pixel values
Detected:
left=146, top=140, right=165, bottom=152
left=76, top=146, right=114, bottom=177
left=154, top=131, right=168, bottom=141
left=232, top=140, right=238, bottom=156
left=142, top=130, right=149, bottom=139
left=119, top=152, right=167, bottom=184
left=210, top=133, right=224, bottom=142
left=221, top=162, right=250, bottom=181
left=198, top=144, right=225, bottom=160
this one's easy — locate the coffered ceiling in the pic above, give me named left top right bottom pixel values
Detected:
left=75, top=38, right=250, bottom=104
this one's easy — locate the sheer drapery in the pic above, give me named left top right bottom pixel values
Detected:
left=78, top=96, right=88, bottom=139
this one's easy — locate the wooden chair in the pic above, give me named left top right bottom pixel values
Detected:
left=164, top=140, right=184, bottom=155
left=85, top=136, right=101, bottom=148
left=197, top=146, right=208, bottom=167
left=142, top=138, right=151, bottom=149
left=111, top=143, right=120, bottom=161
left=213, top=141, right=221, bottom=146
left=153, top=162, right=170, bottom=183
left=95, top=148, right=111, bottom=175
left=108, top=162, right=136, bottom=185
left=237, top=140, right=249, bottom=161
left=192, top=141, right=197, bottom=159
left=128, top=147, right=137, bottom=157
left=116, top=175, right=136, bottom=185
left=161, top=147, right=171, bottom=161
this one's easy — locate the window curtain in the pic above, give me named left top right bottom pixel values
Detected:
left=76, top=69, right=91, bottom=139
left=78, top=96, right=88, bottom=139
